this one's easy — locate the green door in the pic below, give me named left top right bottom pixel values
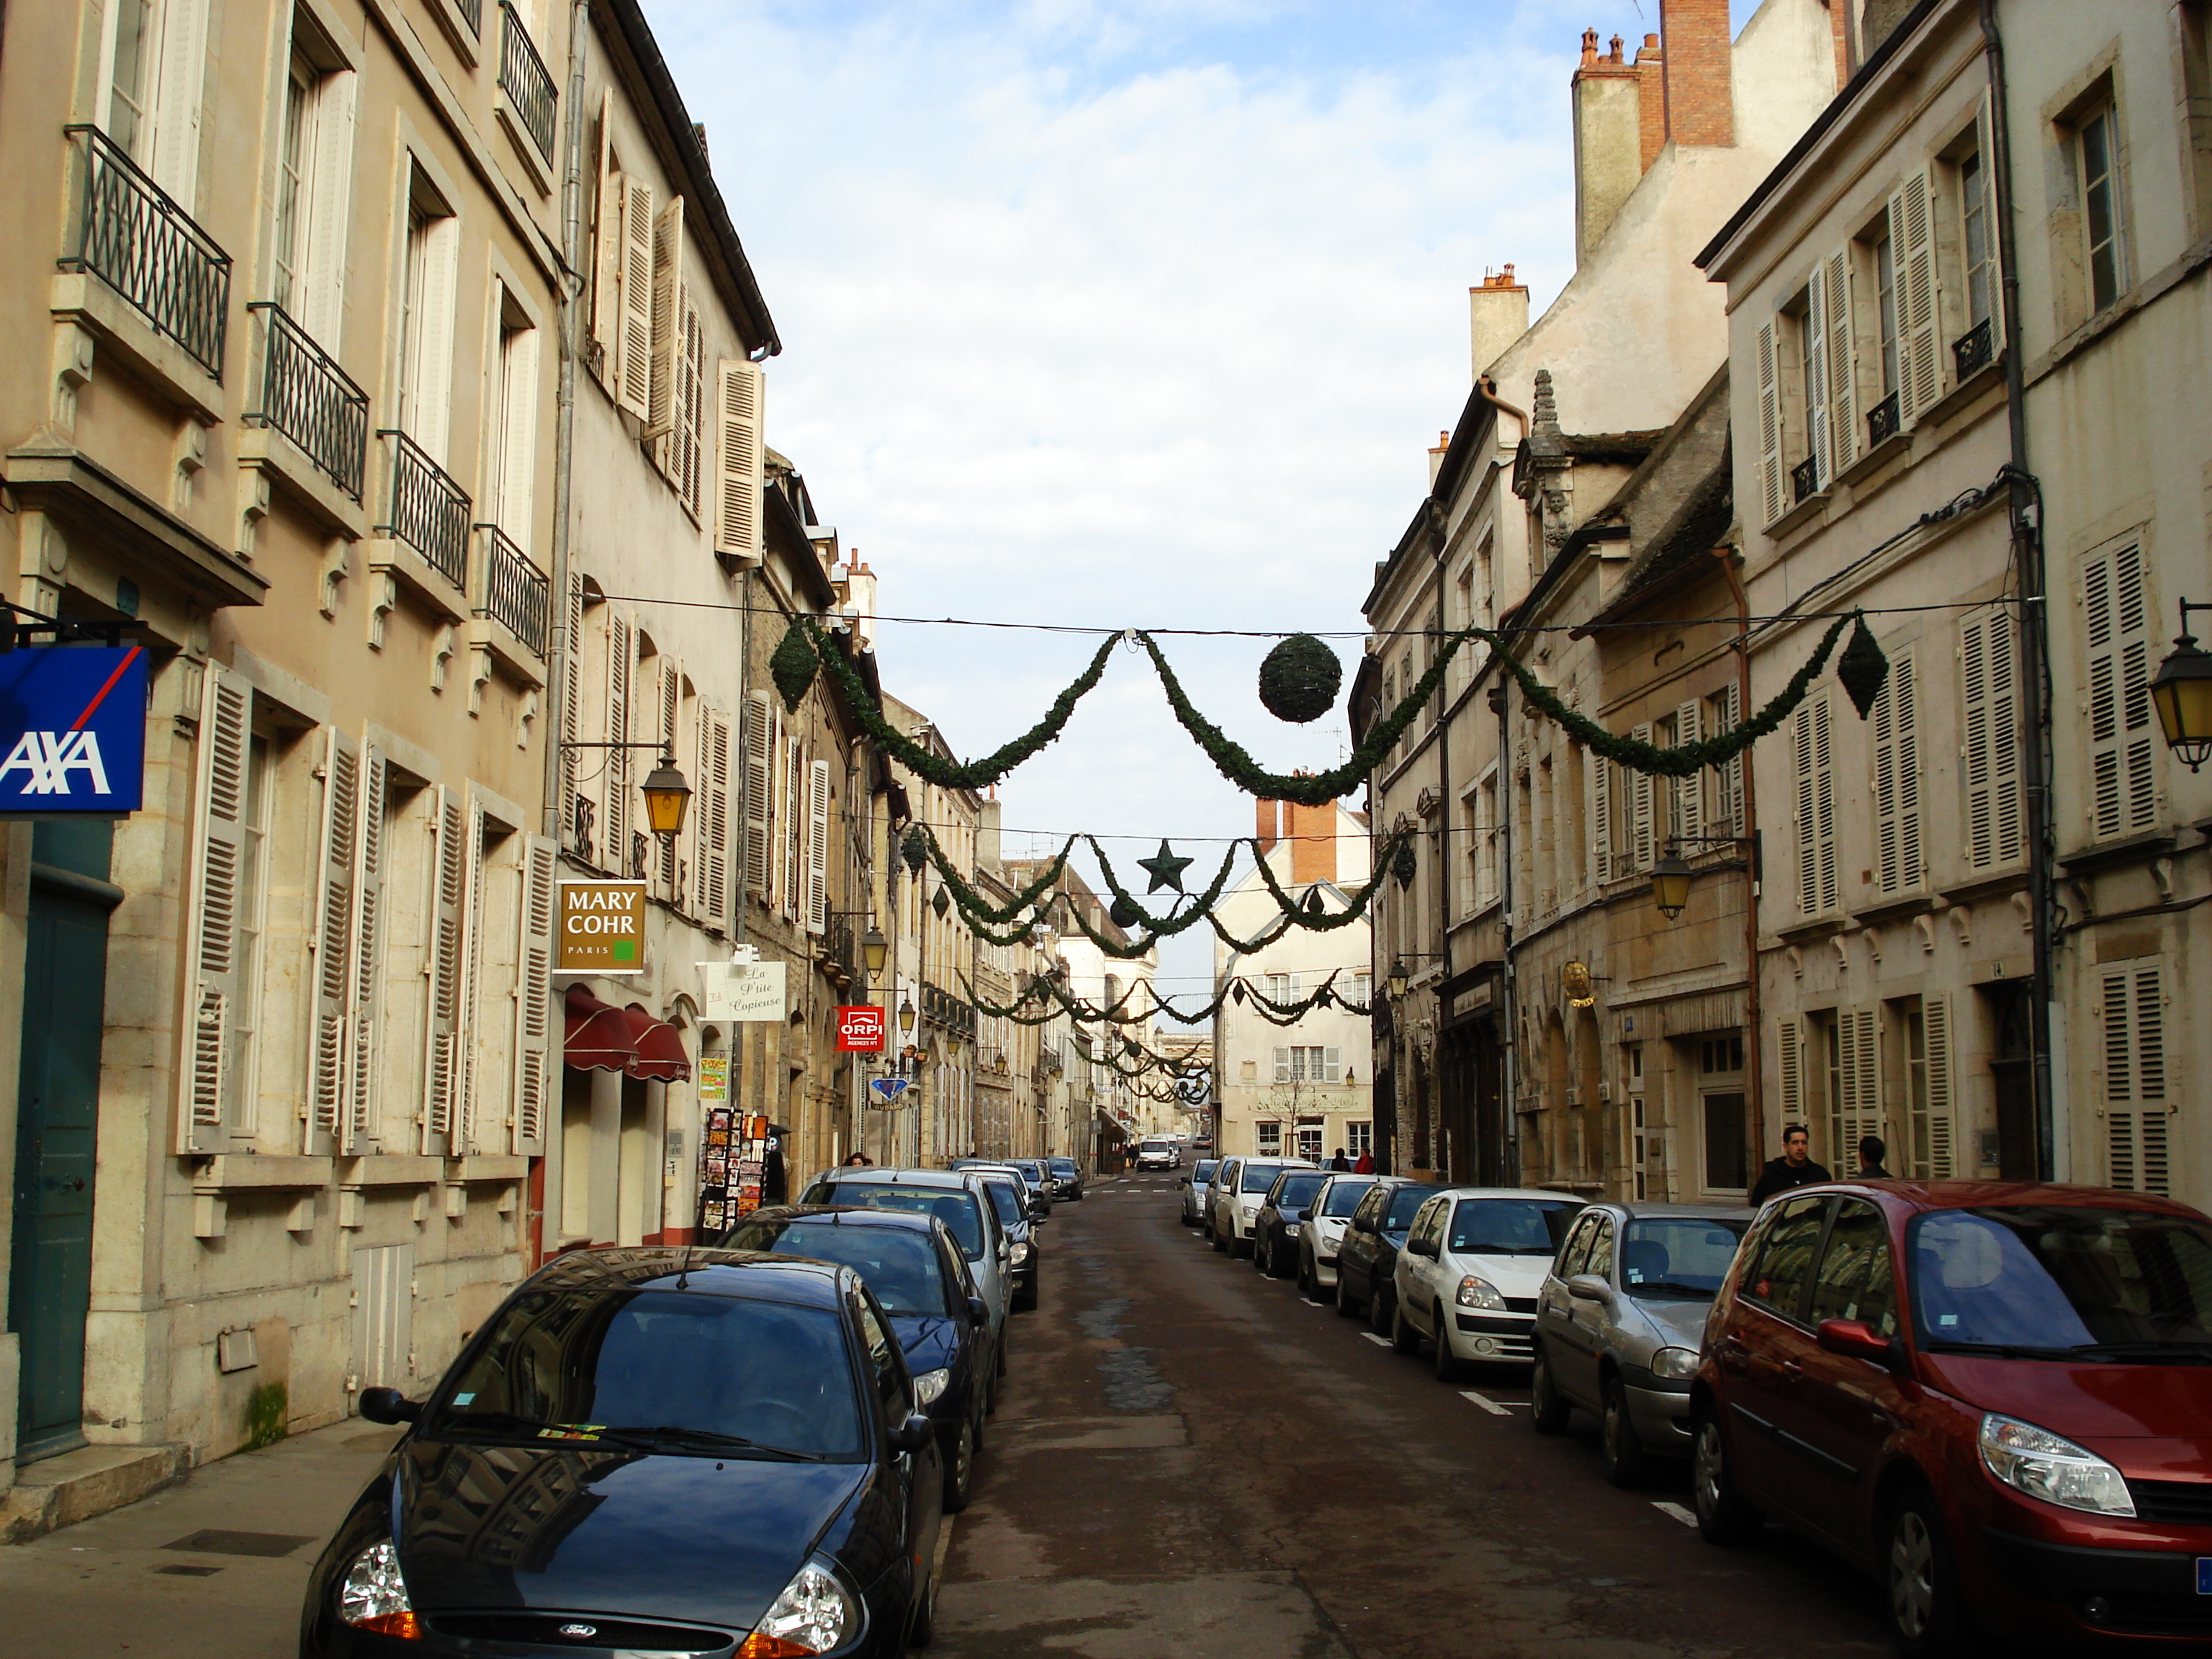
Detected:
left=10, top=824, right=117, bottom=1462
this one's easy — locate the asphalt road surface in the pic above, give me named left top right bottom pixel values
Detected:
left=935, top=1175, right=1894, bottom=1659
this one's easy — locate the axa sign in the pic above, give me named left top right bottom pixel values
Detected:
left=0, top=646, right=147, bottom=817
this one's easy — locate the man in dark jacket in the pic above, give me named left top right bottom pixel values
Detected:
left=1854, top=1135, right=1891, bottom=1179
left=1750, top=1123, right=1831, bottom=1203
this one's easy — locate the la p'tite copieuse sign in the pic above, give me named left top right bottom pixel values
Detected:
left=558, top=881, right=647, bottom=973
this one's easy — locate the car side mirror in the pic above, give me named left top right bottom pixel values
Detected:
left=1566, top=1273, right=1611, bottom=1303
left=1408, top=1238, right=1437, bottom=1259
left=1029, top=1202, right=1048, bottom=1221
left=967, top=1295, right=990, bottom=1327
left=891, top=1411, right=935, bottom=1455
left=359, top=1387, right=421, bottom=1425
left=1817, top=1318, right=1904, bottom=1372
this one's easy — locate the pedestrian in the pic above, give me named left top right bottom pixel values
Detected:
left=762, top=1128, right=789, bottom=1207
left=1352, top=1148, right=1374, bottom=1174
left=1749, top=1123, right=1832, bottom=1203
left=1328, top=1147, right=1349, bottom=1171
left=1855, top=1135, right=1890, bottom=1179
left=842, top=1151, right=873, bottom=1167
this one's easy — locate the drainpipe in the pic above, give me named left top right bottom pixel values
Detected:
left=543, top=0, right=589, bottom=844
left=1716, top=548, right=1764, bottom=1195
left=1428, top=501, right=1453, bottom=1179
left=1491, top=680, right=1517, bottom=1184
left=1980, top=0, right=2056, bottom=1179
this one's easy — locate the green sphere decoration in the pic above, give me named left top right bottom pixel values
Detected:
left=901, top=824, right=928, bottom=875
left=771, top=617, right=819, bottom=713
left=1109, top=895, right=1143, bottom=931
left=1257, top=633, right=1342, bottom=724
left=1393, top=839, right=1417, bottom=890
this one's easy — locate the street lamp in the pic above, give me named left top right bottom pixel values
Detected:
left=1387, top=958, right=1409, bottom=999
left=639, top=754, right=692, bottom=838
left=2152, top=600, right=2212, bottom=772
left=1651, top=849, right=1694, bottom=920
left=897, top=997, right=917, bottom=1035
left=862, top=925, right=889, bottom=976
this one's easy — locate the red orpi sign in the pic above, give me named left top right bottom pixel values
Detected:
left=837, top=1005, right=886, bottom=1052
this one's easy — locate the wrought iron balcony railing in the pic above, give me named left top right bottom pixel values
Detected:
left=1953, top=317, right=1995, bottom=380
left=376, top=431, right=472, bottom=588
left=1791, top=454, right=1820, bottom=505
left=499, top=2, right=557, bottom=163
left=475, top=523, right=548, bottom=655
left=246, top=303, right=367, bottom=500
left=1866, top=389, right=1902, bottom=448
left=61, top=125, right=231, bottom=379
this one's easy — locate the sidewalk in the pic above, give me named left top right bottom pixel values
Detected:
left=0, top=1419, right=400, bottom=1659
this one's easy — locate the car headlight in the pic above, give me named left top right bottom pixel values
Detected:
left=1285, top=1222, right=1302, bottom=1238
left=1650, top=1346, right=1700, bottom=1381
left=1979, top=1413, right=2136, bottom=1517
left=748, top=1560, right=856, bottom=1656
left=912, top=1367, right=950, bottom=1406
left=338, top=1539, right=419, bottom=1639
left=1010, top=1241, right=1031, bottom=1266
left=1455, top=1275, right=1506, bottom=1310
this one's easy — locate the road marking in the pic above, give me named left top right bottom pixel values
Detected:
left=1361, top=1331, right=1393, bottom=1347
left=1459, top=1390, right=1509, bottom=1415
left=1652, top=1502, right=1698, bottom=1528
left=1301, top=1298, right=1326, bottom=1308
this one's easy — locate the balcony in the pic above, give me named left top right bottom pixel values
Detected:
left=246, top=304, right=367, bottom=501
left=375, top=431, right=472, bottom=590
left=498, top=2, right=557, bottom=163
left=1791, top=454, right=1820, bottom=505
left=474, top=523, right=548, bottom=656
left=1953, top=317, right=1996, bottom=381
left=1866, top=390, right=1902, bottom=449
left=60, top=125, right=230, bottom=380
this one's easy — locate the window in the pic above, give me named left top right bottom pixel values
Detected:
left=1475, top=771, right=1499, bottom=907
left=1701, top=1035, right=1745, bottom=1194
left=1264, top=973, right=1293, bottom=1002
left=1346, top=1121, right=1372, bottom=1161
left=491, top=290, right=540, bottom=542
left=1349, top=971, right=1371, bottom=1005
left=1794, top=289, right=1825, bottom=486
left=1874, top=215, right=1900, bottom=404
left=1807, top=1200, right=1897, bottom=1335
left=266, top=18, right=355, bottom=341
left=1555, top=1213, right=1598, bottom=1280
left=2083, top=540, right=2157, bottom=840
left=1295, top=1125, right=1323, bottom=1161
left=1704, top=686, right=1742, bottom=836
left=1274, top=1046, right=1341, bottom=1085
left=2101, top=958, right=2170, bottom=1195
left=103, top=0, right=158, bottom=158
left=1960, top=145, right=1993, bottom=333
left=271, top=55, right=314, bottom=314
left=1256, top=1121, right=1282, bottom=1155
left=1743, top=1194, right=1829, bottom=1318
left=855, top=1299, right=909, bottom=1419
left=102, top=0, right=215, bottom=199
left=1793, top=693, right=1837, bottom=915
left=396, top=167, right=459, bottom=458
left=2078, top=103, right=2125, bottom=313
left=1960, top=605, right=2022, bottom=868
left=1585, top=1215, right=1616, bottom=1282
left=1894, top=996, right=1954, bottom=1180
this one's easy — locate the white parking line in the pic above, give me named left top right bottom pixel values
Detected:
left=1459, top=1390, right=1509, bottom=1415
left=1300, top=1298, right=1327, bottom=1308
left=1652, top=1502, right=1699, bottom=1528
left=1361, top=1331, right=1393, bottom=1347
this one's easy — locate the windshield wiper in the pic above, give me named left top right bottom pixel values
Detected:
left=596, top=1424, right=824, bottom=1460
left=2061, top=1342, right=2212, bottom=1365
left=1924, top=1339, right=2085, bottom=1359
left=1625, top=1280, right=1719, bottom=1298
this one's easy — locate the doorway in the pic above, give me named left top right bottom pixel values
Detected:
left=1983, top=979, right=2036, bottom=1179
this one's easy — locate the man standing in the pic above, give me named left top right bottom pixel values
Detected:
left=1750, top=1123, right=1831, bottom=1204
left=1328, top=1147, right=1350, bottom=1172
left=1854, top=1135, right=1891, bottom=1179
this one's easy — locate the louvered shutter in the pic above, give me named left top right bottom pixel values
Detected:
left=414, top=215, right=460, bottom=460
left=1873, top=655, right=1922, bottom=894
left=301, top=71, right=357, bottom=348
left=1777, top=1017, right=1802, bottom=1125
left=149, top=0, right=212, bottom=204
left=605, top=611, right=631, bottom=871
left=742, top=691, right=773, bottom=900
left=1921, top=996, right=1954, bottom=1178
left=656, top=658, right=679, bottom=894
left=1814, top=698, right=1838, bottom=911
left=2085, top=543, right=2158, bottom=841
left=1897, top=171, right=1940, bottom=422
left=511, top=835, right=556, bottom=1154
left=678, top=300, right=704, bottom=511
left=560, top=573, right=584, bottom=853
left=1630, top=723, right=1655, bottom=873
left=1804, top=271, right=1830, bottom=488
left=346, top=746, right=386, bottom=1153
left=782, top=731, right=801, bottom=920
left=1591, top=752, right=1612, bottom=885
left=1755, top=320, right=1782, bottom=524
left=806, top=757, right=830, bottom=935
left=1960, top=606, right=2022, bottom=867
left=1721, top=683, right=1745, bottom=837
left=498, top=316, right=539, bottom=539
left=1795, top=704, right=1818, bottom=914
left=306, top=727, right=360, bottom=1153
left=1323, top=1047, right=1342, bottom=1084
left=701, top=709, right=731, bottom=929
left=2102, top=961, right=2171, bottom=1195
left=423, top=787, right=466, bottom=1153
left=647, top=195, right=685, bottom=441
left=1674, top=701, right=1703, bottom=843
left=616, top=175, right=655, bottom=418
left=1824, top=246, right=1856, bottom=474
left=456, top=799, right=487, bottom=1152
left=179, top=665, right=250, bottom=1153
left=715, top=359, right=765, bottom=563
left=590, top=92, right=619, bottom=361
left=1273, top=1047, right=1290, bottom=1083
left=1842, top=1007, right=1879, bottom=1159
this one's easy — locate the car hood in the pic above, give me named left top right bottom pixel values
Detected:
left=395, top=1438, right=868, bottom=1626
left=888, top=1313, right=961, bottom=1379
left=1445, top=1253, right=1554, bottom=1296
left=1619, top=1294, right=1709, bottom=1349
left=1922, top=1353, right=2212, bottom=1458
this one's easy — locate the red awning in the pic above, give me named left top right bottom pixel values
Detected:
left=563, top=984, right=691, bottom=1082
left=623, top=1003, right=692, bottom=1082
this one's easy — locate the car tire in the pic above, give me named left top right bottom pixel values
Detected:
left=1369, top=1281, right=1394, bottom=1338
left=1335, top=1271, right=1361, bottom=1319
left=942, top=1418, right=976, bottom=1513
left=908, top=1566, right=938, bottom=1650
left=1884, top=1483, right=1972, bottom=1658
left=1210, top=1222, right=1228, bottom=1254
left=1599, top=1376, right=1653, bottom=1488
left=1431, top=1305, right=1462, bottom=1382
left=1529, top=1342, right=1570, bottom=1434
left=1254, top=1235, right=1272, bottom=1277
left=1298, top=1252, right=1316, bottom=1300
left=1390, top=1296, right=1420, bottom=1355
left=1691, top=1409, right=1763, bottom=1545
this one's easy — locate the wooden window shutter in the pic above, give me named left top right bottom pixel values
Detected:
left=1273, top=1047, right=1290, bottom=1083
left=1323, top=1047, right=1342, bottom=1084
left=305, top=727, right=361, bottom=1153
left=1814, top=697, right=1838, bottom=912
left=2085, top=542, right=2158, bottom=841
left=1803, top=271, right=1830, bottom=487
left=806, top=757, right=831, bottom=935
left=715, top=359, right=765, bottom=565
left=647, top=195, right=685, bottom=441
left=150, top=0, right=213, bottom=205
left=1629, top=723, right=1654, bottom=873
left=1897, top=170, right=1941, bottom=421
left=345, top=746, right=387, bottom=1153
left=1873, top=653, right=1922, bottom=894
left=616, top=174, right=656, bottom=419
left=678, top=300, right=705, bottom=511
left=1591, top=750, right=1612, bottom=885
left=1823, top=246, right=1857, bottom=474
left=2101, top=961, right=2171, bottom=1195
left=742, top=691, right=773, bottom=900
left=1961, top=604, right=2022, bottom=868
left=590, top=91, right=619, bottom=361
left=1840, top=1007, right=1879, bottom=1156
left=498, top=318, right=540, bottom=539
left=1795, top=704, right=1818, bottom=914
left=1673, top=700, right=1703, bottom=844
left=656, top=658, right=679, bottom=894
left=604, top=611, right=631, bottom=869
left=1922, top=996, right=1954, bottom=1178
left=179, top=665, right=250, bottom=1154
left=1777, top=1017, right=1802, bottom=1123
left=1722, top=683, right=1745, bottom=838
left=423, top=787, right=467, bottom=1153
left=511, top=835, right=556, bottom=1154
left=301, top=71, right=358, bottom=348
left=456, top=799, right=487, bottom=1151
left=783, top=731, right=801, bottom=920
left=701, top=709, right=731, bottom=929
left=1755, top=319, right=1782, bottom=524
left=560, top=574, right=585, bottom=852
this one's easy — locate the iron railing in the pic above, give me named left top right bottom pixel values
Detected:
left=61, top=125, right=231, bottom=379
left=498, top=3, right=557, bottom=163
left=246, top=303, right=367, bottom=500
left=1953, top=317, right=1996, bottom=380
left=1791, top=455, right=1820, bottom=505
left=376, top=431, right=472, bottom=588
left=1866, top=389, right=1902, bottom=447
left=475, top=523, right=549, bottom=655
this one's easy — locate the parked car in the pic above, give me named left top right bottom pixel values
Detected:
left=1253, top=1168, right=1333, bottom=1279
left=1334, top=1177, right=1442, bottom=1329
left=1046, top=1156, right=1085, bottom=1200
left=1006, top=1158, right=1056, bottom=1211
left=1390, top=1189, right=1585, bottom=1380
left=1135, top=1138, right=1180, bottom=1171
left=724, top=1205, right=995, bottom=1510
left=302, top=1249, right=943, bottom=1657
left=1178, top=1159, right=1220, bottom=1227
left=950, top=1158, right=1049, bottom=1215
left=1691, top=1181, right=2212, bottom=1655
left=799, top=1166, right=1014, bottom=1368
left=1209, top=1157, right=1316, bottom=1257
left=1529, top=1202, right=1752, bottom=1483
left=966, top=1170, right=1044, bottom=1312
left=1297, top=1173, right=1379, bottom=1297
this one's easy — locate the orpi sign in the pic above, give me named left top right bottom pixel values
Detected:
left=0, top=644, right=148, bottom=817
left=837, top=1006, right=885, bottom=1052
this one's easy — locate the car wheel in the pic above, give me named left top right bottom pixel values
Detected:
left=1529, top=1341, right=1570, bottom=1434
left=1431, top=1305, right=1462, bottom=1382
left=1369, top=1281, right=1394, bottom=1338
left=1298, top=1251, right=1316, bottom=1300
left=1254, top=1236, right=1272, bottom=1276
left=1210, top=1222, right=1228, bottom=1254
left=1335, top=1271, right=1360, bottom=1319
left=1599, top=1376, right=1653, bottom=1488
left=1884, top=1484, right=1971, bottom=1658
left=942, top=1419, right=976, bottom=1513
left=908, top=1565, right=938, bottom=1650
left=1390, top=1296, right=1421, bottom=1355
left=1691, top=1409, right=1763, bottom=1545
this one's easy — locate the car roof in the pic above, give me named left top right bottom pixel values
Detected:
left=528, top=1246, right=853, bottom=1310
left=817, top=1166, right=978, bottom=1192
left=738, top=1203, right=945, bottom=1235
left=1773, top=1178, right=2211, bottom=1221
left=1581, top=1200, right=1756, bottom=1223
left=1425, top=1187, right=1588, bottom=1202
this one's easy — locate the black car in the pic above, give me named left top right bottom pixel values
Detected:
left=1005, top=1159, right=1056, bottom=1211
left=1251, top=1168, right=1331, bottom=1280
left=1046, top=1156, right=1084, bottom=1200
left=1334, top=1177, right=1442, bottom=1331
left=300, top=1248, right=943, bottom=1658
left=970, top=1172, right=1043, bottom=1311
left=723, top=1205, right=994, bottom=1510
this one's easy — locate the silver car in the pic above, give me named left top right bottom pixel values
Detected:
left=1177, top=1159, right=1219, bottom=1226
left=1529, top=1202, right=1753, bottom=1485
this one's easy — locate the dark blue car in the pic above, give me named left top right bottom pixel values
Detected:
left=300, top=1249, right=943, bottom=1658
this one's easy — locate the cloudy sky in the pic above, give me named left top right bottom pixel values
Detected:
left=644, top=0, right=1761, bottom=1016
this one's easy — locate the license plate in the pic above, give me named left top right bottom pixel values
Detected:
left=2197, top=1557, right=2212, bottom=1596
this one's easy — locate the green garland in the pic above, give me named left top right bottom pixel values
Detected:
left=966, top=963, right=1374, bottom=1030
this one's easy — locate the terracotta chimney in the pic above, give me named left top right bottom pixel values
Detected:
left=1427, top=428, right=1451, bottom=488
left=1635, top=35, right=1665, bottom=171
left=1287, top=801, right=1336, bottom=887
left=1255, top=797, right=1280, bottom=856
left=1659, top=0, right=1734, bottom=149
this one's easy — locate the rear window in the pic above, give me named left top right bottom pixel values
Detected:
left=1384, top=1185, right=1441, bottom=1230
left=1321, top=1179, right=1372, bottom=1218
left=1242, top=1164, right=1284, bottom=1193
left=1192, top=1161, right=1218, bottom=1184
left=803, top=1181, right=984, bottom=1258
left=723, top=1220, right=950, bottom=1316
left=1274, top=1172, right=1327, bottom=1207
left=1448, top=1198, right=1581, bottom=1256
left=980, top=1182, right=1025, bottom=1226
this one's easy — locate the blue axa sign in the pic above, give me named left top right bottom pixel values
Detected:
left=0, top=645, right=148, bottom=817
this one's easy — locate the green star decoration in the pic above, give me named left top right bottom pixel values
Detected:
left=1136, top=840, right=1193, bottom=894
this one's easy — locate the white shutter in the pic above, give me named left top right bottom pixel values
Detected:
left=647, top=195, right=685, bottom=441
left=1795, top=703, right=1820, bottom=915
left=616, top=174, right=656, bottom=419
left=806, top=757, right=831, bottom=935
left=498, top=319, right=540, bottom=539
left=1897, top=171, right=1940, bottom=422
left=715, top=359, right=765, bottom=564
left=604, top=611, right=631, bottom=871
left=559, top=574, right=584, bottom=850
left=414, top=216, right=460, bottom=460
left=149, top=0, right=212, bottom=206
left=742, top=690, right=773, bottom=900
left=1922, top=996, right=1954, bottom=1178
left=512, top=835, right=555, bottom=1154
left=701, top=709, right=731, bottom=930
left=179, top=665, right=250, bottom=1153
left=1591, top=752, right=1612, bottom=885
left=782, top=730, right=801, bottom=920
left=2084, top=542, right=2158, bottom=842
left=1961, top=605, right=2022, bottom=868
left=345, top=746, right=386, bottom=1153
left=301, top=70, right=357, bottom=347
left=1273, top=1047, right=1291, bottom=1083
left=2103, top=961, right=2172, bottom=1196
left=1841, top=1007, right=1879, bottom=1159
left=1755, top=319, right=1782, bottom=524
left=1630, top=723, right=1654, bottom=873
left=423, top=787, right=466, bottom=1153
left=655, top=658, right=679, bottom=894
left=1803, top=269, right=1830, bottom=488
left=590, top=92, right=619, bottom=362
left=1824, top=246, right=1856, bottom=474
left=1722, top=683, right=1745, bottom=839
left=306, top=727, right=360, bottom=1153
left=1674, top=700, right=1703, bottom=844
left=1323, top=1047, right=1342, bottom=1084
left=1873, top=654, right=1922, bottom=894
left=456, top=799, right=487, bottom=1152
left=1777, top=1017, right=1802, bottom=1125
left=678, top=300, right=704, bottom=511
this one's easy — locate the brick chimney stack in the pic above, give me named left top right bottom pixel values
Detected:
left=1255, top=797, right=1280, bottom=856
left=1659, top=0, right=1735, bottom=149
left=1285, top=801, right=1338, bottom=887
left=1427, top=428, right=1451, bottom=488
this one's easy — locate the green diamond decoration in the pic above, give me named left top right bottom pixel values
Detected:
left=1393, top=839, right=1416, bottom=890
left=931, top=886, right=951, bottom=920
left=1837, top=614, right=1890, bottom=720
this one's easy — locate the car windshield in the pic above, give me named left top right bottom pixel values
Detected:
left=1321, top=1179, right=1372, bottom=1218
left=1910, top=1205, right=2212, bottom=1356
left=1049, top=1159, right=1077, bottom=1174
left=1141, top=1141, right=1170, bottom=1154
left=1242, top=1164, right=1286, bottom=1193
left=1385, top=1185, right=1441, bottom=1231
left=431, top=1286, right=863, bottom=1460
left=803, top=1181, right=984, bottom=1259
left=1273, top=1172, right=1327, bottom=1207
left=1449, top=1198, right=1581, bottom=1256
left=1192, top=1161, right=1218, bottom=1185
left=1621, top=1217, right=1749, bottom=1296
left=979, top=1182, right=1025, bottom=1226
left=722, top=1220, right=948, bottom=1316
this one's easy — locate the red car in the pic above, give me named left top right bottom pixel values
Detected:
left=1690, top=1179, right=2212, bottom=1653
